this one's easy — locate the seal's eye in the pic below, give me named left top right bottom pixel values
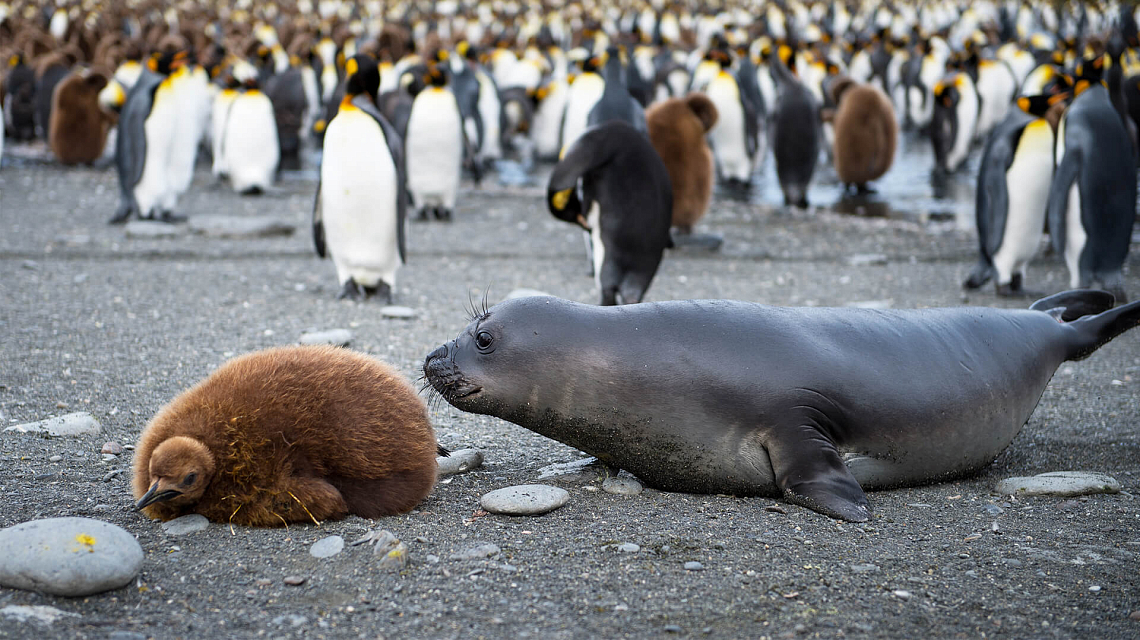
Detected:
left=475, top=331, right=494, bottom=350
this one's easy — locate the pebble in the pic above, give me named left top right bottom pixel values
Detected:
left=995, top=472, right=1121, bottom=497
left=160, top=514, right=209, bottom=536
left=983, top=504, right=1004, bottom=516
left=283, top=576, right=306, bottom=586
left=1130, top=611, right=1140, bottom=621
left=376, top=541, right=409, bottom=571
left=124, top=220, right=183, bottom=238
left=188, top=215, right=295, bottom=238
left=380, top=305, right=417, bottom=319
left=449, top=544, right=501, bottom=561
left=1055, top=500, right=1081, bottom=512
left=0, top=517, right=143, bottom=596
left=602, top=476, right=644, bottom=496
left=850, top=564, right=880, bottom=573
left=5, top=412, right=102, bottom=436
left=101, top=454, right=118, bottom=462
left=617, top=543, right=640, bottom=553
left=845, top=253, right=888, bottom=267
left=437, top=449, right=484, bottom=476
left=683, top=561, right=704, bottom=571
left=101, top=442, right=124, bottom=455
left=298, top=329, right=353, bottom=347
left=48, top=455, right=62, bottom=462
left=480, top=485, right=570, bottom=516
left=0, top=605, right=80, bottom=625
left=892, top=590, right=912, bottom=600
left=271, top=614, right=308, bottom=627
left=504, top=288, right=554, bottom=300
left=663, top=625, right=683, bottom=633
left=309, top=536, right=345, bottom=558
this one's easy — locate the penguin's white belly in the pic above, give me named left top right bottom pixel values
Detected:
left=476, top=74, right=502, bottom=159
left=224, top=92, right=280, bottom=193
left=561, top=76, right=604, bottom=151
left=406, top=89, right=463, bottom=208
left=135, top=85, right=179, bottom=217
left=975, top=65, right=1015, bottom=140
left=211, top=92, right=237, bottom=177
left=706, top=83, right=751, bottom=182
left=991, top=120, right=1053, bottom=283
left=946, top=86, right=978, bottom=172
left=320, top=109, right=401, bottom=288
left=531, top=83, right=568, bottom=159
left=588, top=201, right=604, bottom=291
left=167, top=74, right=208, bottom=201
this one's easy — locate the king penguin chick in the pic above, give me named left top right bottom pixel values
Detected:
left=405, top=62, right=465, bottom=221
left=646, top=93, right=720, bottom=248
left=133, top=345, right=442, bottom=526
left=827, top=75, right=897, bottom=193
left=314, top=54, right=407, bottom=302
left=48, top=68, right=113, bottom=165
left=221, top=76, right=280, bottom=195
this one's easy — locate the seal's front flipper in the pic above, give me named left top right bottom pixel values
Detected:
left=766, top=423, right=871, bottom=522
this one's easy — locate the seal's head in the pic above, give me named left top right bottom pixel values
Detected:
left=135, top=436, right=216, bottom=511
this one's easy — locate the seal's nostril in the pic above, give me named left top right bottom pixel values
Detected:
left=426, top=345, right=447, bottom=363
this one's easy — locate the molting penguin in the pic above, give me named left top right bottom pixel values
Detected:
left=221, top=77, right=280, bottom=195
left=405, top=62, right=464, bottom=221
left=1046, top=74, right=1137, bottom=301
left=314, top=54, right=407, bottom=302
left=965, top=93, right=1067, bottom=296
left=931, top=72, right=979, bottom=173
left=547, top=121, right=673, bottom=305
left=133, top=345, right=440, bottom=526
left=646, top=93, right=718, bottom=246
left=110, top=50, right=183, bottom=224
left=770, top=46, right=820, bottom=208
left=48, top=69, right=112, bottom=165
left=827, top=75, right=897, bottom=192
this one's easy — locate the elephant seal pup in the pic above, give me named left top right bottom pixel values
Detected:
left=134, top=345, right=443, bottom=526
left=424, top=291, right=1140, bottom=521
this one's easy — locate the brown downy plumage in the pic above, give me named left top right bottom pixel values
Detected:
left=132, top=345, right=442, bottom=527
left=645, top=93, right=718, bottom=232
left=49, top=70, right=112, bottom=164
left=829, top=75, right=898, bottom=191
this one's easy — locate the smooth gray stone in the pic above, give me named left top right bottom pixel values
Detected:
left=448, top=544, right=501, bottom=561
left=380, top=305, right=417, bottom=319
left=160, top=514, right=209, bottom=535
left=480, top=485, right=569, bottom=516
left=298, top=329, right=353, bottom=347
left=5, top=412, right=101, bottom=436
left=617, top=543, right=640, bottom=553
left=0, top=517, right=143, bottom=596
left=845, top=253, right=888, bottom=267
left=309, top=535, right=345, bottom=558
left=376, top=541, right=409, bottom=570
left=995, top=472, right=1122, bottom=497
left=504, top=288, right=554, bottom=300
left=850, top=564, right=880, bottom=573
left=437, top=449, right=484, bottom=476
left=602, top=476, right=644, bottom=496
left=188, top=215, right=295, bottom=238
left=0, top=605, right=80, bottom=625
left=683, top=561, right=704, bottom=571
left=124, top=220, right=183, bottom=238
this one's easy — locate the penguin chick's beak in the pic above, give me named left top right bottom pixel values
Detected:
left=135, top=481, right=182, bottom=510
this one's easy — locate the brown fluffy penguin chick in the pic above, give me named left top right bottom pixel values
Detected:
left=132, top=345, right=440, bottom=527
left=49, top=70, right=112, bottom=164
left=645, top=93, right=718, bottom=233
left=829, top=76, right=898, bottom=191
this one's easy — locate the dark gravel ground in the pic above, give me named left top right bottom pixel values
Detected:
left=1, top=155, right=1139, bottom=640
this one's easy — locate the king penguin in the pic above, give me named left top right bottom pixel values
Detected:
left=110, top=50, right=184, bottom=224
left=1046, top=71, right=1137, bottom=301
left=560, top=53, right=606, bottom=151
left=547, top=121, right=673, bottom=306
left=313, top=54, right=407, bottom=302
left=703, top=48, right=754, bottom=185
left=931, top=72, right=979, bottom=174
left=404, top=61, right=465, bottom=221
left=770, top=46, right=820, bottom=208
left=586, top=47, right=647, bottom=132
left=221, top=76, right=280, bottom=195
left=965, top=93, right=1067, bottom=296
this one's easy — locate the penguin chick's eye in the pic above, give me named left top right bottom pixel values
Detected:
left=475, top=331, right=494, bottom=350
left=181, top=472, right=198, bottom=487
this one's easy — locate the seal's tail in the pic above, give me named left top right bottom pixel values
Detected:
left=1031, top=290, right=1140, bottom=361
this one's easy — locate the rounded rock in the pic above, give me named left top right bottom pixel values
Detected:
left=480, top=485, right=570, bottom=516
left=380, top=305, right=417, bottom=319
left=602, top=476, right=644, bottom=496
left=309, top=535, right=345, bottom=558
left=437, top=449, right=484, bottom=476
left=160, top=514, right=209, bottom=536
left=101, top=442, right=124, bottom=455
left=995, top=472, right=1122, bottom=497
left=298, top=329, right=353, bottom=347
left=683, top=561, right=704, bottom=571
left=617, top=543, right=640, bottom=553
left=0, top=517, right=143, bottom=596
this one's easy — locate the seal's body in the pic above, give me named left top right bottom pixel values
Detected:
left=425, top=291, right=1140, bottom=521
left=134, top=345, right=439, bottom=526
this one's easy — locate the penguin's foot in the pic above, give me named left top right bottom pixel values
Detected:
left=856, top=183, right=877, bottom=195
left=159, top=211, right=188, bottom=224
left=413, top=208, right=430, bottom=222
left=365, top=281, right=393, bottom=304
left=434, top=208, right=453, bottom=222
left=337, top=279, right=365, bottom=300
left=239, top=185, right=264, bottom=196
left=108, top=208, right=133, bottom=225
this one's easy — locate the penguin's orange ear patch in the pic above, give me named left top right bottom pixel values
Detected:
left=345, top=57, right=358, bottom=77
left=1017, top=97, right=1030, bottom=112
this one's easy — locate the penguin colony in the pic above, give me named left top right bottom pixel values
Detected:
left=0, top=1, right=1137, bottom=301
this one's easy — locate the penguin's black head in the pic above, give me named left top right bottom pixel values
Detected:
left=1075, top=54, right=1106, bottom=84
left=582, top=54, right=604, bottom=74
left=8, top=53, right=25, bottom=68
left=705, top=47, right=732, bottom=69
left=344, top=54, right=380, bottom=103
left=933, top=78, right=960, bottom=108
left=1017, top=92, right=1069, bottom=117
left=147, top=49, right=184, bottom=76
left=424, top=63, right=448, bottom=87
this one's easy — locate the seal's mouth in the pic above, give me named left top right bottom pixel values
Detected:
left=422, top=344, right=482, bottom=406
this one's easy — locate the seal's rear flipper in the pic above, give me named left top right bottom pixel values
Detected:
left=766, top=423, right=871, bottom=522
left=1060, top=295, right=1140, bottom=361
left=1030, top=289, right=1116, bottom=321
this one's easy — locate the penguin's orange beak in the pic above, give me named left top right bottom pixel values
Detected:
left=135, top=481, right=182, bottom=510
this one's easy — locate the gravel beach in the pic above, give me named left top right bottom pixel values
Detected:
left=1, top=158, right=1138, bottom=639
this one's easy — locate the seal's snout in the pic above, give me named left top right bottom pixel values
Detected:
left=425, top=344, right=448, bottom=363
left=423, top=342, right=481, bottom=403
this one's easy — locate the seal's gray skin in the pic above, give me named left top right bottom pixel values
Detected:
left=424, top=291, right=1140, bottom=521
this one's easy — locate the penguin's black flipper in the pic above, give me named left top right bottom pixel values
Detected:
left=1045, top=144, right=1082, bottom=257
left=113, top=71, right=161, bottom=221
left=353, top=94, right=408, bottom=263
left=547, top=124, right=628, bottom=225
left=312, top=180, right=326, bottom=258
